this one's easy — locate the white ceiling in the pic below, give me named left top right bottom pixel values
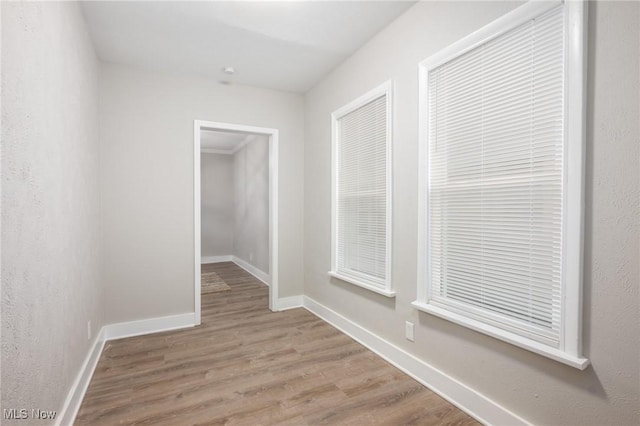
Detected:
left=80, top=1, right=415, bottom=93
left=200, top=129, right=253, bottom=154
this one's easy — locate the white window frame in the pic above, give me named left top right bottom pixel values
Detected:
left=329, top=81, right=394, bottom=297
left=413, top=0, right=589, bottom=369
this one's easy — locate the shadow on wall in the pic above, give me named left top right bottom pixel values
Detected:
left=234, top=135, right=270, bottom=273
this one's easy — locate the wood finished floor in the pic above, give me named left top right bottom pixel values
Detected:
left=76, top=262, right=478, bottom=426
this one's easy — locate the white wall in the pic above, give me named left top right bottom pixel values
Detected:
left=100, top=63, right=304, bottom=323
left=1, top=1, right=103, bottom=419
left=304, top=1, right=639, bottom=425
left=201, top=152, right=234, bottom=257
left=233, top=135, right=270, bottom=274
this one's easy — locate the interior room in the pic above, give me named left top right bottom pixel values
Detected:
left=2, top=1, right=638, bottom=425
left=199, top=128, right=271, bottom=295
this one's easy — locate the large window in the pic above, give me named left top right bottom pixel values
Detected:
left=329, top=82, right=394, bottom=297
left=414, top=1, right=588, bottom=368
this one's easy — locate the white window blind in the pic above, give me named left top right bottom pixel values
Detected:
left=330, top=82, right=393, bottom=296
left=415, top=0, right=589, bottom=368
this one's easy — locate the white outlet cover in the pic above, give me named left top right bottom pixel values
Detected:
left=405, top=321, right=415, bottom=342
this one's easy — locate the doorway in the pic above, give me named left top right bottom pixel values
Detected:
left=194, top=120, right=279, bottom=324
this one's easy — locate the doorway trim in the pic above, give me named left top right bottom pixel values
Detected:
left=194, top=120, right=279, bottom=324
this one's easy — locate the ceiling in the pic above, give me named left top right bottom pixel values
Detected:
left=80, top=1, right=415, bottom=93
left=200, top=129, right=253, bottom=154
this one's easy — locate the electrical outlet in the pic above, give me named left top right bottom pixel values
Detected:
left=405, top=321, right=415, bottom=342
left=87, top=321, right=92, bottom=340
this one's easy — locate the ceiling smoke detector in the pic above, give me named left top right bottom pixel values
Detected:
left=222, top=66, right=235, bottom=75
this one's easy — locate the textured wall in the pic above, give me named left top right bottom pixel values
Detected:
left=100, top=64, right=305, bottom=323
left=304, top=1, right=639, bottom=425
left=1, top=1, right=103, bottom=422
left=233, top=135, right=270, bottom=273
left=201, top=153, right=235, bottom=257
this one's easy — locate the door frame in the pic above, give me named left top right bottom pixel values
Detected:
left=194, top=120, right=279, bottom=324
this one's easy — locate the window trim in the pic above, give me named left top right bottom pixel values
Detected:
left=329, top=81, right=395, bottom=297
left=413, top=0, right=589, bottom=369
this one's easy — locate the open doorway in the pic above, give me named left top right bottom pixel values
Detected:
left=194, top=120, right=279, bottom=324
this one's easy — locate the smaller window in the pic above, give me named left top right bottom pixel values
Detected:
left=329, top=81, right=394, bottom=297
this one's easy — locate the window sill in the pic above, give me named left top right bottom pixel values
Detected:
left=328, top=271, right=396, bottom=298
left=411, top=301, right=589, bottom=370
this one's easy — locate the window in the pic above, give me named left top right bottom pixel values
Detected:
left=413, top=1, right=588, bottom=368
left=329, top=81, right=394, bottom=297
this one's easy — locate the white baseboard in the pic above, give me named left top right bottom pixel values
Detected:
left=58, top=312, right=197, bottom=425
left=275, top=295, right=304, bottom=311
left=56, top=328, right=106, bottom=426
left=60, top=297, right=527, bottom=426
left=302, top=296, right=529, bottom=426
left=103, top=312, right=196, bottom=340
left=201, top=255, right=232, bottom=264
left=232, top=255, right=270, bottom=286
left=201, top=254, right=270, bottom=287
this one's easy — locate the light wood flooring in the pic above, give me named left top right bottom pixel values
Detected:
left=76, top=262, right=478, bottom=425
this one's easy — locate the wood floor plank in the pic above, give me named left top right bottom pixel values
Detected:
left=76, top=262, right=479, bottom=425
